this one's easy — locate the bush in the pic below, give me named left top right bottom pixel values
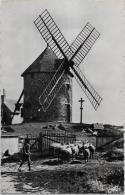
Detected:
left=106, top=185, right=122, bottom=194
left=87, top=179, right=105, bottom=193
left=99, top=167, right=124, bottom=187
left=102, top=149, right=124, bottom=161
left=106, top=168, right=124, bottom=186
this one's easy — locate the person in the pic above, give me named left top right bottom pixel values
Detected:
left=18, top=138, right=31, bottom=171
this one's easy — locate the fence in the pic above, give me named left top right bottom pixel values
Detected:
left=39, top=130, right=76, bottom=156
left=96, top=136, right=116, bottom=148
left=19, top=130, right=76, bottom=156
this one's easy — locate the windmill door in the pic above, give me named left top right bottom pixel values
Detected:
left=67, top=104, right=70, bottom=123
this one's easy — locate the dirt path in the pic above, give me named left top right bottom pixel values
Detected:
left=1, top=158, right=123, bottom=194
left=1, top=159, right=58, bottom=194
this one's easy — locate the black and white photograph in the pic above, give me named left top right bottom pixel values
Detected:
left=0, top=0, right=124, bottom=194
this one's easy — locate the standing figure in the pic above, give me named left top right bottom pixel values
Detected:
left=18, top=138, right=31, bottom=171
left=88, top=143, right=95, bottom=159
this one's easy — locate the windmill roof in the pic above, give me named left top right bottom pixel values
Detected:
left=21, top=47, right=58, bottom=76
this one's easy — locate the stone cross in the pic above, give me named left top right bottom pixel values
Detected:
left=78, top=98, right=85, bottom=123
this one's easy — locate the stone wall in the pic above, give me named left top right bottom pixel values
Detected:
left=23, top=72, right=72, bottom=123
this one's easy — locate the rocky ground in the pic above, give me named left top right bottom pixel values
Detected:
left=1, top=154, right=124, bottom=194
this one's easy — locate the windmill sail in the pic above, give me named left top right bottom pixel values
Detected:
left=34, top=9, right=73, bottom=60
left=40, top=74, right=65, bottom=112
left=39, top=61, right=66, bottom=111
left=71, top=66, right=102, bottom=110
left=70, top=22, right=100, bottom=66
left=34, top=9, right=102, bottom=112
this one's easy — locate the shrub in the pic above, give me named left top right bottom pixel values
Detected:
left=102, top=149, right=124, bottom=161
left=99, top=167, right=124, bottom=187
left=106, top=168, right=124, bottom=186
left=106, top=185, right=122, bottom=194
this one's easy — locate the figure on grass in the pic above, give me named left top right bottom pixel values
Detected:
left=18, top=138, right=31, bottom=172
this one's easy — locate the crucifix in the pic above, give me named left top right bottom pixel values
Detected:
left=78, top=98, right=85, bottom=123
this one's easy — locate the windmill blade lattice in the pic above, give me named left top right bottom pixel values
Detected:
left=34, top=9, right=73, bottom=60
left=34, top=9, right=102, bottom=112
left=40, top=74, right=65, bottom=112
left=72, top=66, right=102, bottom=110
left=39, top=61, right=66, bottom=111
left=69, top=22, right=100, bottom=66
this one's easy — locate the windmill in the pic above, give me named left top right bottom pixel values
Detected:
left=12, top=9, right=102, bottom=122
left=33, top=9, right=102, bottom=112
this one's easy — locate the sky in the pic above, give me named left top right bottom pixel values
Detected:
left=0, top=0, right=124, bottom=125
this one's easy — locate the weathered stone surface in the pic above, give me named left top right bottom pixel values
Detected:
left=22, top=48, right=72, bottom=123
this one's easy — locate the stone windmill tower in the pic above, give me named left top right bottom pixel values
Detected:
left=12, top=10, right=102, bottom=123
left=21, top=47, right=72, bottom=123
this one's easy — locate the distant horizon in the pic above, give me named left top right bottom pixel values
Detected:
left=1, top=94, right=124, bottom=127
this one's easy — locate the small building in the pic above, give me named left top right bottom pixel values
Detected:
left=1, top=92, right=23, bottom=126
left=1, top=95, right=14, bottom=125
left=96, top=136, right=116, bottom=148
left=1, top=134, right=19, bottom=156
left=21, top=47, right=72, bottom=123
left=93, top=123, right=104, bottom=131
left=95, top=125, right=123, bottom=148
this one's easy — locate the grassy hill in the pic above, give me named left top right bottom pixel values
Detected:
left=2, top=122, right=124, bottom=138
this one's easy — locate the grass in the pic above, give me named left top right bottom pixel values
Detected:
left=102, top=148, right=124, bottom=161
left=1, top=132, right=124, bottom=194
left=2, top=159, right=124, bottom=194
